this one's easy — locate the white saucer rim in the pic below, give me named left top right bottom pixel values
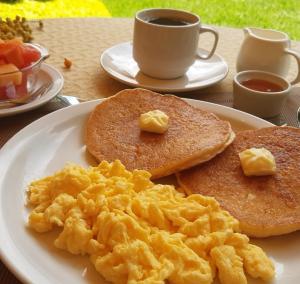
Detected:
left=100, top=41, right=229, bottom=93
left=0, top=63, right=64, bottom=118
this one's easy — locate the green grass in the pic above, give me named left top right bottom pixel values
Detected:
left=1, top=0, right=299, bottom=39
left=103, top=0, right=300, bottom=40
left=1, top=0, right=110, bottom=19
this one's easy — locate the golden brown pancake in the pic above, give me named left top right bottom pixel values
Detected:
left=85, top=88, right=234, bottom=179
left=177, top=126, right=300, bottom=238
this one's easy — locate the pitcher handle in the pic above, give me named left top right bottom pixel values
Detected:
left=284, top=48, right=300, bottom=85
left=198, top=25, right=219, bottom=60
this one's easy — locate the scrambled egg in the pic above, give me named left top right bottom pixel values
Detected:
left=27, top=160, right=275, bottom=284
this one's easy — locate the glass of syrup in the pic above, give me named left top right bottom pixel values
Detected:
left=241, top=79, right=283, bottom=93
left=233, top=70, right=292, bottom=118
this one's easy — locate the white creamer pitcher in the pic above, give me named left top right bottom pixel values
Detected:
left=237, top=27, right=300, bottom=84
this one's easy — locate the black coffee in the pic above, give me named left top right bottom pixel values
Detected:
left=148, top=17, right=189, bottom=26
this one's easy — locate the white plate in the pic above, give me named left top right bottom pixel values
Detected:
left=0, top=63, right=64, bottom=118
left=100, top=42, right=228, bottom=92
left=0, top=99, right=299, bottom=284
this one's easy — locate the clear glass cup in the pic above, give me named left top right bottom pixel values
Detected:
left=0, top=43, right=49, bottom=104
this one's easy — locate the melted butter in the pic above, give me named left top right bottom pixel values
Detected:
left=139, top=110, right=169, bottom=134
left=239, top=148, right=276, bottom=176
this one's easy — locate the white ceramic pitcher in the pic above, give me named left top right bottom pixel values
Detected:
left=236, top=27, right=300, bottom=84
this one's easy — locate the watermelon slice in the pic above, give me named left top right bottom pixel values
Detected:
left=0, top=39, right=25, bottom=68
left=22, top=45, right=41, bottom=68
left=0, top=39, right=41, bottom=69
left=3, top=45, right=25, bottom=69
left=0, top=38, right=23, bottom=53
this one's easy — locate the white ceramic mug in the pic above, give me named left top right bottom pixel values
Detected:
left=133, top=8, right=219, bottom=79
left=233, top=70, right=293, bottom=118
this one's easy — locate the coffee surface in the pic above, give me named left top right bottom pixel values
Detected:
left=241, top=79, right=283, bottom=92
left=148, top=17, right=189, bottom=26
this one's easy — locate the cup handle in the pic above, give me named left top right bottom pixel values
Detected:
left=198, top=25, right=219, bottom=60
left=284, top=48, right=300, bottom=85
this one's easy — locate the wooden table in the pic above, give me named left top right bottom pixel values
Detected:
left=1, top=17, right=300, bottom=284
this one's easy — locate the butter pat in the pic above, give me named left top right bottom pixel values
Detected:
left=139, top=110, right=169, bottom=134
left=239, top=147, right=276, bottom=176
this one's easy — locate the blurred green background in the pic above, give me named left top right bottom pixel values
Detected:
left=1, top=0, right=299, bottom=39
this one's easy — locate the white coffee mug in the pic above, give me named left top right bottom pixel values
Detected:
left=133, top=8, right=219, bottom=79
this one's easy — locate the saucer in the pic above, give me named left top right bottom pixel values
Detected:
left=0, top=64, right=64, bottom=118
left=100, top=42, right=228, bottom=93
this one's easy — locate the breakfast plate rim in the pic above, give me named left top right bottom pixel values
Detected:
left=100, top=41, right=229, bottom=93
left=0, top=98, right=275, bottom=284
left=0, top=63, right=64, bottom=118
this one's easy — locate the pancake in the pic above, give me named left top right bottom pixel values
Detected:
left=177, top=126, right=300, bottom=238
left=85, top=88, right=234, bottom=179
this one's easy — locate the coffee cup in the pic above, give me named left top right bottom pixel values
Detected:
left=133, top=8, right=219, bottom=79
left=233, top=70, right=293, bottom=118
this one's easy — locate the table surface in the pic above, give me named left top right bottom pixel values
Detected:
left=33, top=18, right=300, bottom=99
left=1, top=17, right=300, bottom=284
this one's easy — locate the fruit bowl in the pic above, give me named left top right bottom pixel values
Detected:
left=0, top=40, right=49, bottom=105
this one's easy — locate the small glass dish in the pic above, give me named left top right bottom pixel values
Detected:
left=0, top=43, right=49, bottom=106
